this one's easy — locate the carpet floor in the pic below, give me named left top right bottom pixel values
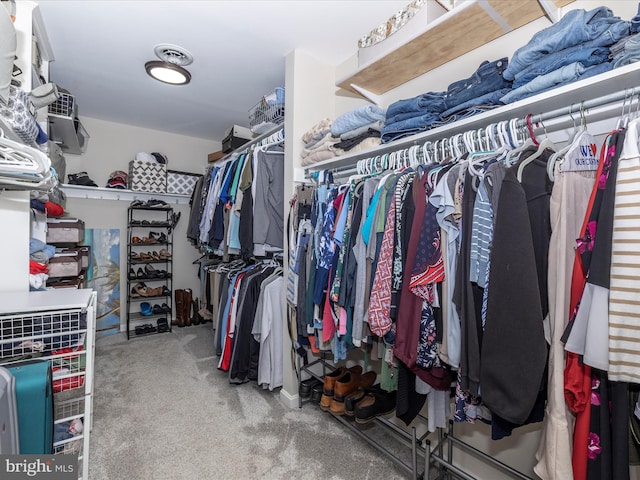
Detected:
left=88, top=324, right=414, bottom=479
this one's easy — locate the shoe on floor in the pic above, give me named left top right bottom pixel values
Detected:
left=157, top=318, right=169, bottom=333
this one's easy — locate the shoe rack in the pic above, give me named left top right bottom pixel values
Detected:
left=126, top=201, right=175, bottom=339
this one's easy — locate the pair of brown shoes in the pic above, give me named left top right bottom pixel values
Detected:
left=319, top=365, right=377, bottom=416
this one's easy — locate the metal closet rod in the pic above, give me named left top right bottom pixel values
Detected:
left=519, top=85, right=640, bottom=130
left=320, top=85, right=640, bottom=181
left=211, top=124, right=284, bottom=166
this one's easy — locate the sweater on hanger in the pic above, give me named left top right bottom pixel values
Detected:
left=481, top=168, right=548, bottom=424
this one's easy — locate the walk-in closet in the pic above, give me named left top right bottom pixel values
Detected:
left=3, top=1, right=640, bottom=479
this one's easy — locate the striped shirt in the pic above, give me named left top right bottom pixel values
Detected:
left=609, top=119, right=640, bottom=383
left=469, top=177, right=493, bottom=289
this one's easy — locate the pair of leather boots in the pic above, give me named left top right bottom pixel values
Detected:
left=174, top=288, right=203, bottom=327
left=319, top=365, right=397, bottom=422
left=320, top=365, right=376, bottom=416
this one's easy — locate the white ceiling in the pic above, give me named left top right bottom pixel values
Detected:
left=36, top=1, right=410, bottom=142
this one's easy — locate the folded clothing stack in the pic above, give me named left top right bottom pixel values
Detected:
left=382, top=58, right=511, bottom=143
left=30, top=191, right=64, bottom=217
left=501, top=6, right=635, bottom=104
left=301, top=106, right=387, bottom=166
left=332, top=105, right=385, bottom=154
left=300, top=118, right=342, bottom=166
left=106, top=170, right=128, bottom=189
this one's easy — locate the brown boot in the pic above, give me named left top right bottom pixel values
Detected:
left=191, top=297, right=202, bottom=325
left=174, top=289, right=185, bottom=327
left=183, top=289, right=192, bottom=326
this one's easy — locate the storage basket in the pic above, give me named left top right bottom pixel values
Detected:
left=48, top=92, right=78, bottom=118
left=128, top=160, right=167, bottom=193
left=167, top=170, right=201, bottom=196
left=249, top=87, right=285, bottom=134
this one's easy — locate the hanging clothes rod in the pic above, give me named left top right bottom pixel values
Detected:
left=212, top=124, right=284, bottom=166
left=521, top=85, right=639, bottom=130
left=310, top=83, right=640, bottom=182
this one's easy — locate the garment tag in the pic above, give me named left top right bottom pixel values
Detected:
left=560, top=134, right=598, bottom=172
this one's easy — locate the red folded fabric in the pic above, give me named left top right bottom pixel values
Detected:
left=29, top=260, right=48, bottom=274
left=44, top=201, right=64, bottom=217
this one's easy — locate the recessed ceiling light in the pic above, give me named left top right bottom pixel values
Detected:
left=145, top=61, right=191, bottom=85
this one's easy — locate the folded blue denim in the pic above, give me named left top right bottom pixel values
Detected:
left=632, top=3, right=640, bottom=34
left=440, top=88, right=510, bottom=119
left=331, top=105, right=386, bottom=136
left=610, top=35, right=634, bottom=58
left=444, top=58, right=511, bottom=110
left=381, top=105, right=497, bottom=143
left=381, top=112, right=441, bottom=139
left=502, top=61, right=614, bottom=104
left=504, top=6, right=628, bottom=80
left=512, top=46, right=610, bottom=89
left=385, top=91, right=446, bottom=118
left=381, top=124, right=432, bottom=144
left=613, top=32, right=640, bottom=67
left=386, top=108, right=443, bottom=125
left=502, top=61, right=588, bottom=104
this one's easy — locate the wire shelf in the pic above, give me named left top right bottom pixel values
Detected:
left=249, top=87, right=285, bottom=134
left=55, top=393, right=86, bottom=422
left=0, top=309, right=87, bottom=360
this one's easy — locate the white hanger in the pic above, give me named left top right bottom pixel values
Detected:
left=518, top=119, right=556, bottom=182
left=422, top=141, right=432, bottom=164
left=546, top=106, right=581, bottom=181
left=504, top=119, right=536, bottom=166
left=0, top=129, right=54, bottom=190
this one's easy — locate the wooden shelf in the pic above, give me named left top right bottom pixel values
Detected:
left=337, top=0, right=574, bottom=98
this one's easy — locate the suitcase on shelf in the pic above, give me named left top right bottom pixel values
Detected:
left=0, top=367, right=19, bottom=454
left=8, top=361, right=54, bottom=454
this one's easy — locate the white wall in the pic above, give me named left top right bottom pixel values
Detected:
left=287, top=1, right=640, bottom=478
left=0, top=191, right=30, bottom=292
left=63, top=116, right=219, bottom=331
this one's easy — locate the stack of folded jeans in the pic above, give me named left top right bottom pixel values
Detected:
left=381, top=58, right=511, bottom=143
left=300, top=118, right=343, bottom=166
left=380, top=91, right=446, bottom=143
left=501, top=6, right=633, bottom=104
left=439, top=57, right=512, bottom=123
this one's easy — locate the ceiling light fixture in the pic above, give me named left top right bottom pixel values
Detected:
left=145, top=44, right=194, bottom=86
left=145, top=61, right=191, bottom=85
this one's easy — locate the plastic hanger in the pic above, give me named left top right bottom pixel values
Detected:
left=517, top=119, right=556, bottom=182
left=504, top=119, right=536, bottom=166
left=546, top=106, right=582, bottom=181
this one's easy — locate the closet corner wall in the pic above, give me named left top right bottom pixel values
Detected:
left=281, top=48, right=378, bottom=406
